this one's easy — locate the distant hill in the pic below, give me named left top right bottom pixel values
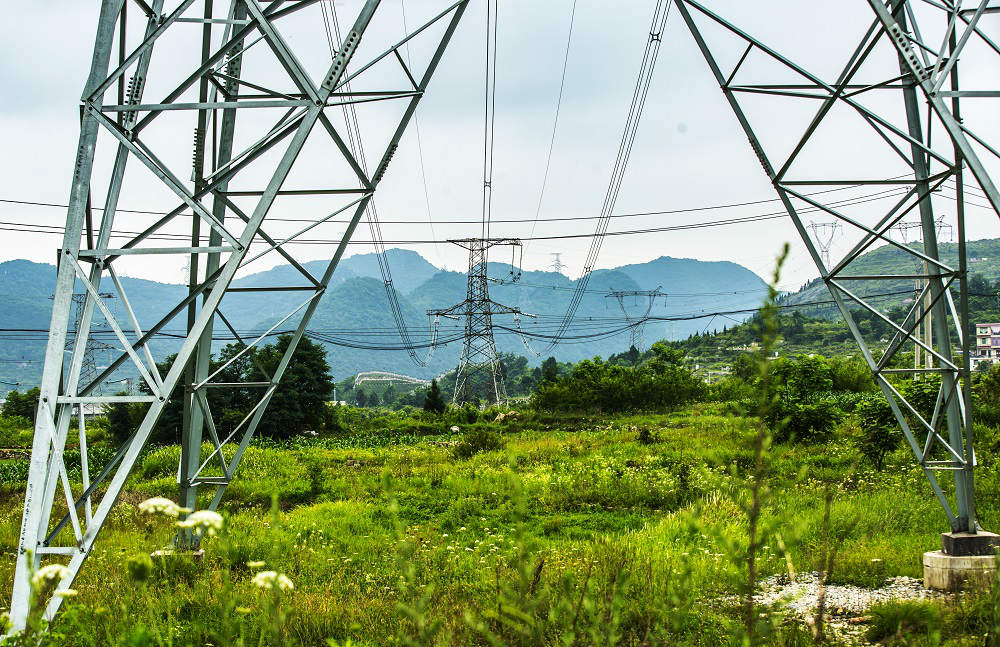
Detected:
left=781, top=238, right=1000, bottom=319
left=0, top=250, right=769, bottom=389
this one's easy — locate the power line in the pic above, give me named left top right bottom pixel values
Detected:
left=0, top=289, right=971, bottom=351
left=324, top=1, right=433, bottom=368
left=399, top=0, right=444, bottom=269
left=0, top=180, right=921, bottom=225
left=482, top=0, right=500, bottom=239
left=542, top=0, right=672, bottom=350
left=0, top=185, right=984, bottom=246
left=526, top=0, right=578, bottom=245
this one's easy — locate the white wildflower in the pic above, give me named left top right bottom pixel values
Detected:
left=247, top=560, right=266, bottom=569
left=54, top=589, right=78, bottom=598
left=252, top=570, right=294, bottom=592
left=138, top=497, right=189, bottom=518
left=31, top=564, right=70, bottom=591
left=450, top=426, right=460, bottom=432
left=176, top=509, right=224, bottom=536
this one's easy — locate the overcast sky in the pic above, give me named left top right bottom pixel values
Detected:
left=1, top=0, right=998, bottom=291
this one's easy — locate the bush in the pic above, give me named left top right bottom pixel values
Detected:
left=770, top=396, right=841, bottom=443
left=708, top=376, right=754, bottom=402
left=637, top=427, right=658, bottom=445
left=828, top=355, right=876, bottom=392
left=855, top=393, right=900, bottom=471
left=977, top=400, right=1000, bottom=428
left=452, top=428, right=504, bottom=459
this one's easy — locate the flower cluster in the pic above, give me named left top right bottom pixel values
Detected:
left=31, top=564, right=70, bottom=591
left=176, top=510, right=224, bottom=537
left=252, top=570, right=294, bottom=592
left=138, top=497, right=190, bottom=518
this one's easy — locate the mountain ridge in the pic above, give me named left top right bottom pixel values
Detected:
left=0, top=250, right=770, bottom=388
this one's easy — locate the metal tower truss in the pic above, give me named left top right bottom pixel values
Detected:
left=10, top=0, right=468, bottom=632
left=606, top=286, right=666, bottom=351
left=675, top=0, right=1000, bottom=534
left=428, top=238, right=526, bottom=405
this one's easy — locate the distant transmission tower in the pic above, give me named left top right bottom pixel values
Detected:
left=806, top=221, right=841, bottom=268
left=49, top=293, right=116, bottom=395
left=428, top=238, right=526, bottom=405
left=891, top=218, right=952, bottom=374
left=606, top=286, right=666, bottom=351
left=550, top=252, right=566, bottom=273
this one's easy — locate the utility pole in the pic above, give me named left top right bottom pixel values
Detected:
left=428, top=238, right=527, bottom=405
left=605, top=286, right=666, bottom=351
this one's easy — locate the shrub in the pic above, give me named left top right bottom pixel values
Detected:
left=977, top=400, right=1000, bottom=428
left=708, top=376, right=754, bottom=402
left=828, top=355, right=876, bottom=392
left=637, top=427, right=657, bottom=445
left=769, top=397, right=840, bottom=443
left=452, top=428, right=504, bottom=459
left=855, top=393, right=900, bottom=471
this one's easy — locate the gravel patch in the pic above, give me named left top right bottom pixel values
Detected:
left=757, top=572, right=943, bottom=616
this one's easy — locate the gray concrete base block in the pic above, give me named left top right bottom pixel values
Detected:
left=942, top=531, right=1000, bottom=556
left=923, top=550, right=995, bottom=591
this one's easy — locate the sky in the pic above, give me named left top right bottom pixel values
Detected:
left=1, top=0, right=998, bottom=292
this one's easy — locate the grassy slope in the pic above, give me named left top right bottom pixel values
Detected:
left=2, top=405, right=996, bottom=645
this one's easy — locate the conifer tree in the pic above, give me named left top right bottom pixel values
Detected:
left=423, top=379, right=446, bottom=414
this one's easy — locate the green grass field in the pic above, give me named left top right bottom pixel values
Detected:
left=2, top=404, right=1000, bottom=646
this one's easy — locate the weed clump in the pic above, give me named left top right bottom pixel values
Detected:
left=637, top=427, right=658, bottom=445
left=866, top=600, right=941, bottom=644
left=452, top=427, right=504, bottom=459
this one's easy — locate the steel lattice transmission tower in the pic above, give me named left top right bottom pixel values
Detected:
left=806, top=222, right=841, bottom=268
left=52, top=293, right=117, bottom=396
left=428, top=238, right=525, bottom=405
left=675, top=0, right=1000, bottom=537
left=550, top=252, right=566, bottom=273
left=8, top=0, right=468, bottom=632
left=891, top=218, right=956, bottom=373
left=605, top=286, right=666, bottom=351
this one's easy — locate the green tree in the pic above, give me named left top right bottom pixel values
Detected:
left=731, top=353, right=757, bottom=381
left=356, top=388, right=368, bottom=407
left=256, top=335, right=334, bottom=439
left=423, top=379, right=447, bottom=414
left=625, top=345, right=640, bottom=365
left=540, top=356, right=558, bottom=383
left=1, top=387, right=39, bottom=422
left=979, top=362, right=1000, bottom=407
